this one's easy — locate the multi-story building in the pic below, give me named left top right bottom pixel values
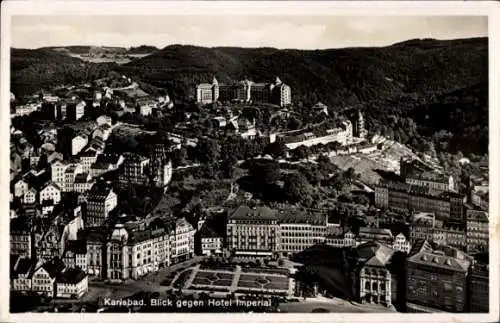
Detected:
left=79, top=151, right=99, bottom=174
left=39, top=182, right=61, bottom=205
left=358, top=227, right=394, bottom=244
left=23, top=188, right=38, bottom=205
left=199, top=225, right=223, bottom=256
left=63, top=164, right=83, bottom=192
left=66, top=101, right=86, bottom=121
left=74, top=172, right=95, bottom=194
left=55, top=267, right=88, bottom=299
left=171, top=218, right=195, bottom=263
left=119, top=153, right=172, bottom=188
left=432, top=225, right=466, bottom=251
left=348, top=241, right=395, bottom=307
left=466, top=207, right=489, bottom=253
left=71, top=134, right=88, bottom=156
left=468, top=259, right=489, bottom=313
left=10, top=216, right=33, bottom=258
left=81, top=218, right=173, bottom=281
left=400, top=156, right=456, bottom=192
left=196, top=76, right=291, bottom=107
left=325, top=230, right=356, bottom=248
left=277, top=209, right=329, bottom=257
left=13, top=178, right=29, bottom=198
left=227, top=206, right=279, bottom=259
left=85, top=184, right=117, bottom=227
left=31, top=258, right=66, bottom=297
left=407, top=248, right=471, bottom=312
left=62, top=240, right=88, bottom=272
left=392, top=233, right=411, bottom=254
left=51, top=160, right=69, bottom=189
left=11, top=257, right=34, bottom=292
left=136, top=97, right=156, bottom=116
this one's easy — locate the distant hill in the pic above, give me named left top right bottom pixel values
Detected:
left=127, top=45, right=159, bottom=54
left=41, top=46, right=128, bottom=55
left=11, top=48, right=116, bottom=96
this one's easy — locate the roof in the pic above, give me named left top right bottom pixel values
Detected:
left=408, top=250, right=471, bottom=272
left=41, top=258, right=66, bottom=278
left=354, top=241, right=395, bottom=267
left=229, top=205, right=278, bottom=221
left=65, top=239, right=87, bottom=255
left=199, top=225, right=222, bottom=239
left=359, top=227, right=393, bottom=238
left=15, top=258, right=34, bottom=276
left=276, top=208, right=327, bottom=225
left=57, top=267, right=87, bottom=284
left=88, top=186, right=114, bottom=201
left=40, top=181, right=60, bottom=192
left=409, top=239, right=433, bottom=257
left=96, top=153, right=122, bottom=165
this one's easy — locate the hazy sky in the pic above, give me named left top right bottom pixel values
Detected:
left=11, top=15, right=488, bottom=50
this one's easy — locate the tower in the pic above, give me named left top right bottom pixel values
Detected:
left=357, top=110, right=366, bottom=138
left=212, top=76, right=219, bottom=102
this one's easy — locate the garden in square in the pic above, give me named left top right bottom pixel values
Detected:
left=237, top=274, right=289, bottom=292
left=190, top=270, right=235, bottom=289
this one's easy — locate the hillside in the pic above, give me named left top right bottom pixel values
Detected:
left=119, top=38, right=487, bottom=106
left=11, top=48, right=116, bottom=96
left=127, top=45, right=159, bottom=54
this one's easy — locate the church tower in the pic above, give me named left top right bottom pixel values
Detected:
left=356, top=110, right=367, bottom=138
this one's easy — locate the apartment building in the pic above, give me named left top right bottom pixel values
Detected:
left=171, top=218, right=196, bottom=263
left=468, top=259, right=489, bottom=313
left=407, top=248, right=470, bottom=312
left=71, top=134, right=88, bottom=156
left=85, top=184, right=118, bottom=227
left=466, top=207, right=489, bottom=253
left=199, top=225, right=223, bottom=256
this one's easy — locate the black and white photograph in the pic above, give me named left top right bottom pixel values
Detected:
left=1, top=1, right=498, bottom=322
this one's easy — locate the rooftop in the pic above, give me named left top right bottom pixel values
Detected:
left=57, top=267, right=87, bottom=284
left=408, top=250, right=471, bottom=272
left=229, top=205, right=278, bottom=221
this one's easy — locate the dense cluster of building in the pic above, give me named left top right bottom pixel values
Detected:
left=196, top=77, right=291, bottom=107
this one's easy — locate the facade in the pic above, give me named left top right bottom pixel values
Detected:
left=55, top=268, right=88, bottom=299
left=281, top=121, right=353, bottom=150
left=199, top=225, right=223, bottom=256
left=39, top=182, right=61, bottom=205
left=171, top=218, right=195, bottom=263
left=79, top=151, right=99, bottom=173
left=13, top=178, right=29, bottom=198
left=10, top=217, right=33, bottom=258
left=468, top=260, right=489, bottom=313
left=325, top=231, right=356, bottom=248
left=392, top=233, right=411, bottom=254
left=11, top=257, right=34, bottom=292
left=119, top=153, right=172, bottom=188
left=227, top=206, right=279, bottom=258
left=51, top=160, right=69, bottom=189
left=82, top=219, right=173, bottom=281
left=74, top=173, right=95, bottom=194
left=196, top=76, right=291, bottom=107
left=71, top=135, right=88, bottom=156
left=31, top=258, right=66, bottom=297
left=351, top=242, right=395, bottom=307
left=400, top=156, right=456, bottom=192
left=62, top=240, right=88, bottom=272
left=358, top=227, right=394, bottom=244
left=407, top=249, right=470, bottom=312
left=86, top=185, right=118, bottom=227
left=466, top=208, right=489, bottom=253
left=63, top=164, right=83, bottom=192
left=136, top=97, right=156, bottom=116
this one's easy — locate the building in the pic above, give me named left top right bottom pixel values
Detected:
left=85, top=184, right=118, bottom=227
left=468, top=258, right=489, bottom=313
left=280, top=121, right=353, bottom=150
left=196, top=76, right=291, bottom=107
left=81, top=218, right=173, bottom=281
left=325, top=230, right=356, bottom=248
left=119, top=153, right=171, bottom=188
left=79, top=151, right=99, bottom=173
left=62, top=240, right=88, bottom=272
left=349, top=242, right=395, bottom=307
left=400, top=156, right=456, bottom=192
left=277, top=208, right=328, bottom=256
left=171, top=218, right=196, bottom=263
left=55, top=267, right=88, bottom=299
left=31, top=258, right=66, bottom=297
left=13, top=178, right=29, bottom=199
left=10, top=216, right=33, bottom=258
left=407, top=248, right=470, bottom=312
left=51, top=160, right=68, bottom=189
left=39, top=182, right=61, bottom=205
left=63, top=164, right=83, bottom=192
left=199, top=225, right=223, bottom=256
left=466, top=208, right=489, bottom=253
left=66, top=101, right=86, bottom=121
left=71, top=134, right=88, bottom=156
left=136, top=97, right=156, bottom=116
left=227, top=206, right=279, bottom=259
left=11, top=257, right=34, bottom=292
left=23, top=187, right=38, bottom=205
left=74, top=173, right=95, bottom=194
left=96, top=115, right=112, bottom=126
left=358, top=227, right=394, bottom=244
left=392, top=233, right=412, bottom=254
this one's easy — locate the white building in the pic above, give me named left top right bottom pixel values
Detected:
left=39, top=182, right=61, bottom=205
left=63, top=164, right=83, bottom=192
left=392, top=233, right=411, bottom=254
left=23, top=188, right=37, bottom=204
left=96, top=115, right=112, bottom=126
left=171, top=218, right=195, bottom=263
left=72, top=135, right=88, bottom=156
left=199, top=226, right=223, bottom=256
left=55, top=268, right=88, bottom=299
left=51, top=160, right=69, bottom=189
left=13, top=178, right=29, bottom=198
left=11, top=257, right=34, bottom=292
left=86, top=186, right=118, bottom=227
left=79, top=151, right=99, bottom=174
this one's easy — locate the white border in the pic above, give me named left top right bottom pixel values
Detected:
left=1, top=1, right=499, bottom=323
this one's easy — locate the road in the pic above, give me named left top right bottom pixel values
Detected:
left=278, top=297, right=396, bottom=313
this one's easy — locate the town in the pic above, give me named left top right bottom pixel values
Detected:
left=9, top=72, right=489, bottom=314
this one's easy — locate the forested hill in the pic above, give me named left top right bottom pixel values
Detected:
left=10, top=48, right=117, bottom=96
left=119, top=37, right=488, bottom=106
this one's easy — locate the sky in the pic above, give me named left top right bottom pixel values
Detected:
left=11, top=15, right=488, bottom=50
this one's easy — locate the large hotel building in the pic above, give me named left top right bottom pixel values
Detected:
left=374, top=157, right=466, bottom=221
left=196, top=77, right=291, bottom=107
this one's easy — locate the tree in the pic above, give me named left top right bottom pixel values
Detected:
left=283, top=172, right=313, bottom=204
left=196, top=138, right=220, bottom=164
left=173, top=147, right=188, bottom=167
left=293, top=146, right=310, bottom=161
left=264, top=141, right=288, bottom=159
left=221, top=155, right=238, bottom=179
left=249, top=160, right=280, bottom=186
